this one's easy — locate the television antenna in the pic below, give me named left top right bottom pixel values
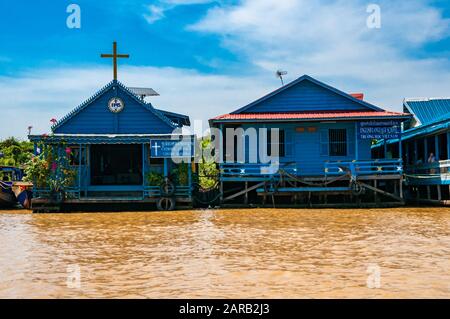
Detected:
left=276, top=70, right=288, bottom=86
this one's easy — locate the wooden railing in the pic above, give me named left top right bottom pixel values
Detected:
left=405, top=159, right=450, bottom=175
left=325, top=159, right=403, bottom=176
left=34, top=185, right=192, bottom=201
left=220, top=162, right=299, bottom=181
left=220, top=160, right=403, bottom=181
left=144, top=185, right=191, bottom=198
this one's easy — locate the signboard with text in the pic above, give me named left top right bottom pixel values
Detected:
left=358, top=120, right=401, bottom=140
left=150, top=139, right=194, bottom=158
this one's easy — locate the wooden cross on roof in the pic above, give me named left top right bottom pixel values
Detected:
left=101, top=41, right=129, bottom=81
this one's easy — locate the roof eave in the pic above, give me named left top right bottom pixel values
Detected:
left=210, top=114, right=411, bottom=125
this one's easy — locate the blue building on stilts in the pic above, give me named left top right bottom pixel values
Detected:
left=373, top=97, right=450, bottom=205
left=29, top=43, right=194, bottom=212
left=210, top=75, right=411, bottom=207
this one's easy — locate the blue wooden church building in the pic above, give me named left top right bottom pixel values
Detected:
left=372, top=97, right=450, bottom=205
left=29, top=43, right=194, bottom=212
left=210, top=75, right=411, bottom=207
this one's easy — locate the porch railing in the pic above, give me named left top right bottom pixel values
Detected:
left=220, top=159, right=403, bottom=180
left=33, top=185, right=192, bottom=201
left=144, top=185, right=191, bottom=198
left=405, top=159, right=450, bottom=175
left=325, top=159, right=403, bottom=176
left=220, top=162, right=299, bottom=180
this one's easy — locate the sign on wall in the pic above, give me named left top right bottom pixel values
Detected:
left=150, top=139, right=194, bottom=158
left=358, top=121, right=401, bottom=140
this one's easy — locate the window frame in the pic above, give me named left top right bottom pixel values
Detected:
left=328, top=128, right=348, bottom=157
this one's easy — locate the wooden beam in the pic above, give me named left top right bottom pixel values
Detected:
left=358, top=181, right=403, bottom=202
left=223, top=181, right=266, bottom=201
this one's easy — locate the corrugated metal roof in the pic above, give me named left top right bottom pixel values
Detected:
left=128, top=87, right=159, bottom=97
left=404, top=98, right=450, bottom=125
left=211, top=111, right=409, bottom=122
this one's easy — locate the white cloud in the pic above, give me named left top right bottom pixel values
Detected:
left=144, top=5, right=166, bottom=24
left=189, top=0, right=450, bottom=105
left=143, top=0, right=216, bottom=24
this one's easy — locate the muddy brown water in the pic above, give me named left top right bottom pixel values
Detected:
left=0, top=207, right=449, bottom=298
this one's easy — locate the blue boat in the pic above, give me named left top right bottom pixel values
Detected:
left=0, top=166, right=22, bottom=207
left=0, top=166, right=32, bottom=209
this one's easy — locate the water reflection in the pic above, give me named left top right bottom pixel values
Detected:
left=0, top=208, right=449, bottom=298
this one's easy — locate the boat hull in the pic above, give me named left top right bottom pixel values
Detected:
left=0, top=190, right=17, bottom=208
left=12, top=182, right=33, bottom=209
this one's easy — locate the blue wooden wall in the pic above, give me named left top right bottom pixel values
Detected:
left=239, top=80, right=369, bottom=113
left=54, top=84, right=174, bottom=134
left=236, top=122, right=371, bottom=175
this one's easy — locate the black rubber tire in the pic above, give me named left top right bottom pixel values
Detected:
left=351, top=181, right=364, bottom=196
left=156, top=197, right=176, bottom=211
left=160, top=180, right=176, bottom=197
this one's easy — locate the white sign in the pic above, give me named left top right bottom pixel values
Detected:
left=108, top=97, right=125, bottom=113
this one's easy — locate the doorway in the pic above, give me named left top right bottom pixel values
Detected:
left=90, top=144, right=142, bottom=185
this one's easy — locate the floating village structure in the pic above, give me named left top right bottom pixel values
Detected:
left=29, top=43, right=194, bottom=212
left=373, top=98, right=450, bottom=205
left=210, top=75, right=412, bottom=207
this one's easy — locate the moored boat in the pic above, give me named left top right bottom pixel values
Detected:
left=0, top=166, right=32, bottom=208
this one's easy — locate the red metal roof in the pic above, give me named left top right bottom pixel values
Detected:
left=350, top=93, right=364, bottom=100
left=211, top=110, right=409, bottom=121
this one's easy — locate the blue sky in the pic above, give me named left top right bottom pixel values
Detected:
left=0, top=0, right=449, bottom=138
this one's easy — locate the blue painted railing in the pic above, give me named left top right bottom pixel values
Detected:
left=404, top=160, right=450, bottom=185
left=325, top=159, right=403, bottom=176
left=220, top=159, right=403, bottom=181
left=33, top=185, right=192, bottom=201
left=220, top=162, right=299, bottom=181
left=144, top=185, right=191, bottom=198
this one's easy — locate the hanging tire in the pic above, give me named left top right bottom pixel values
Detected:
left=351, top=181, right=364, bottom=196
left=160, top=180, right=176, bottom=197
left=157, top=197, right=176, bottom=211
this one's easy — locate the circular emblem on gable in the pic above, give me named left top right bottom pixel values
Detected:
left=108, top=97, right=125, bottom=113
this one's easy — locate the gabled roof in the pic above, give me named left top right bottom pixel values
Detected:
left=51, top=80, right=181, bottom=131
left=403, top=98, right=450, bottom=127
left=231, top=75, right=384, bottom=114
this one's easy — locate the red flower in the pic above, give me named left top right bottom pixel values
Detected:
left=51, top=162, right=57, bottom=172
left=50, top=118, right=57, bottom=124
left=65, top=147, right=71, bottom=155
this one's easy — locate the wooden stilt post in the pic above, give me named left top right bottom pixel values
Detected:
left=244, top=181, right=249, bottom=205
left=437, top=185, right=442, bottom=201
left=427, top=186, right=431, bottom=200
left=399, top=176, right=403, bottom=199
left=374, top=179, right=378, bottom=203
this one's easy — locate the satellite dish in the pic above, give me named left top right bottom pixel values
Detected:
left=276, top=70, right=288, bottom=86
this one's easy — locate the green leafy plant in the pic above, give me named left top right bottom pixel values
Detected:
left=0, top=137, right=33, bottom=167
left=198, top=138, right=219, bottom=189
left=171, top=163, right=189, bottom=186
left=23, top=143, right=77, bottom=192
left=146, top=171, right=164, bottom=186
left=23, top=154, right=49, bottom=187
